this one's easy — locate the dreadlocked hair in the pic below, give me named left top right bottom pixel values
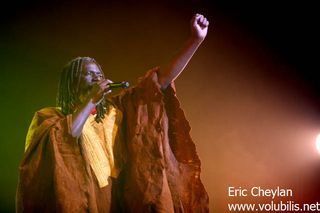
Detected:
left=56, top=57, right=111, bottom=123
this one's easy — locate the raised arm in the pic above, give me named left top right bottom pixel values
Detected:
left=158, top=14, right=209, bottom=89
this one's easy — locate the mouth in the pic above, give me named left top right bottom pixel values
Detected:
left=91, top=79, right=101, bottom=85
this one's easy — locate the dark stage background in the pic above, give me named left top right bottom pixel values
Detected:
left=1, top=0, right=319, bottom=212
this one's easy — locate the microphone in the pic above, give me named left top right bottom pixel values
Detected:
left=108, top=81, right=130, bottom=89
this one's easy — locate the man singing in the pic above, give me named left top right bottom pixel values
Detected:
left=17, top=14, right=209, bottom=213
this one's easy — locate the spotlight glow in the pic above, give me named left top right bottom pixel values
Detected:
left=316, top=134, right=320, bottom=154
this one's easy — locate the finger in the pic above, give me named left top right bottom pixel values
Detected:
left=199, top=16, right=204, bottom=23
left=104, top=79, right=114, bottom=91
left=194, top=13, right=201, bottom=20
left=102, top=84, right=111, bottom=93
left=106, top=79, right=113, bottom=84
left=199, top=17, right=209, bottom=28
left=195, top=14, right=203, bottom=22
left=199, top=17, right=206, bottom=26
left=191, top=14, right=198, bottom=25
left=98, top=85, right=111, bottom=97
left=96, top=80, right=106, bottom=89
left=98, top=79, right=110, bottom=84
left=98, top=79, right=112, bottom=88
left=104, top=89, right=112, bottom=95
left=203, top=18, right=209, bottom=27
left=96, top=83, right=109, bottom=94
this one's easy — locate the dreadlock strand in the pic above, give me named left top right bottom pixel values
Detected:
left=65, top=66, right=72, bottom=114
left=74, top=58, right=83, bottom=99
left=63, top=66, right=71, bottom=114
left=57, top=66, right=69, bottom=114
left=70, top=59, right=78, bottom=101
left=70, top=58, right=81, bottom=113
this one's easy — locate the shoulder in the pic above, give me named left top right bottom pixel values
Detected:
left=136, top=66, right=161, bottom=87
left=32, top=107, right=65, bottom=123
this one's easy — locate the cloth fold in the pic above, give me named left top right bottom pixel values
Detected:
left=80, top=106, right=122, bottom=187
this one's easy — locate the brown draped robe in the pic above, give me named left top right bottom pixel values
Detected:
left=16, top=67, right=208, bottom=213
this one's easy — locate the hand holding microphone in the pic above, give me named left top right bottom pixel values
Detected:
left=103, top=81, right=129, bottom=96
left=93, top=80, right=130, bottom=122
left=91, top=80, right=129, bottom=104
left=107, top=81, right=130, bottom=89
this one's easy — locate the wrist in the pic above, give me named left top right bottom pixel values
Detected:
left=190, top=35, right=204, bottom=44
left=92, top=95, right=102, bottom=104
left=190, top=27, right=207, bottom=43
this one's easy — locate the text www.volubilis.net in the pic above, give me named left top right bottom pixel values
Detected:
left=228, top=201, right=320, bottom=212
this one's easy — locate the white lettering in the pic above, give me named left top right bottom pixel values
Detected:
left=251, top=186, right=293, bottom=199
left=228, top=187, right=248, bottom=197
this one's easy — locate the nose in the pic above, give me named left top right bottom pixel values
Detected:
left=92, top=73, right=102, bottom=81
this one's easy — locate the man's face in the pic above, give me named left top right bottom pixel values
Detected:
left=79, top=63, right=104, bottom=93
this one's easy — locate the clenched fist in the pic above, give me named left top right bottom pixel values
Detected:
left=191, top=13, right=209, bottom=42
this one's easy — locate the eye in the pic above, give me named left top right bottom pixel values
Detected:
left=87, top=71, right=103, bottom=78
left=87, top=71, right=95, bottom=76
